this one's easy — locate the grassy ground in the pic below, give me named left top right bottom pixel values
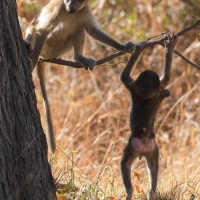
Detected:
left=18, top=0, right=200, bottom=199
left=46, top=63, right=200, bottom=200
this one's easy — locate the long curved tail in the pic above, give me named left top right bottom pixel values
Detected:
left=37, top=61, right=56, bottom=153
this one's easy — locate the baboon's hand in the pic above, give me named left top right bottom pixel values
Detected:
left=81, top=57, right=96, bottom=71
left=124, top=41, right=135, bottom=53
left=133, top=41, right=146, bottom=54
left=160, top=89, right=170, bottom=97
left=24, top=40, right=33, bottom=56
left=165, top=34, right=178, bottom=51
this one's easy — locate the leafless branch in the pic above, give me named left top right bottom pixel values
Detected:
left=146, top=31, right=168, bottom=41
left=143, top=20, right=200, bottom=70
left=41, top=51, right=125, bottom=68
left=41, top=20, right=200, bottom=70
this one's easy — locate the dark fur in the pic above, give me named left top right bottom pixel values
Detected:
left=120, top=35, right=177, bottom=200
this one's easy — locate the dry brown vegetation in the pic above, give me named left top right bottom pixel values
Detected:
left=18, top=0, right=200, bottom=199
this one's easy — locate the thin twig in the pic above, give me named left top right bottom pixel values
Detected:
left=191, top=15, right=200, bottom=21
left=174, top=50, right=200, bottom=70
left=41, top=20, right=200, bottom=70
left=146, top=31, right=168, bottom=41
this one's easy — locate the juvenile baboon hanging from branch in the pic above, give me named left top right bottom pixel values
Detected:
left=120, top=34, right=178, bottom=200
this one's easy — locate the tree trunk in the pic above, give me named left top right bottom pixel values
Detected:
left=0, top=1, right=56, bottom=199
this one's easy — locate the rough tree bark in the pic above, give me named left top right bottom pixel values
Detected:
left=0, top=1, right=56, bottom=200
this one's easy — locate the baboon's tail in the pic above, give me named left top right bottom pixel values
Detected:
left=37, top=61, right=56, bottom=153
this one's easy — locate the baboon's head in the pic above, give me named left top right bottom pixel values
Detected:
left=135, top=70, right=162, bottom=100
left=64, top=0, right=89, bottom=13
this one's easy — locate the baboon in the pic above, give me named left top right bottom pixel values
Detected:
left=120, top=34, right=178, bottom=200
left=25, top=0, right=135, bottom=153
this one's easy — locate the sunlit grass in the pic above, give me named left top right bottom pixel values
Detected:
left=41, top=62, right=200, bottom=199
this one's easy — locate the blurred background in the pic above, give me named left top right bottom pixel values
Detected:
left=17, top=0, right=200, bottom=199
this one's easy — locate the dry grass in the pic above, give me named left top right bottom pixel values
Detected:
left=18, top=0, right=200, bottom=199
left=38, top=53, right=200, bottom=199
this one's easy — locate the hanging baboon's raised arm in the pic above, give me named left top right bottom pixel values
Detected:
left=120, top=34, right=178, bottom=200
left=25, top=0, right=135, bottom=153
left=160, top=34, right=178, bottom=87
left=121, top=41, right=146, bottom=89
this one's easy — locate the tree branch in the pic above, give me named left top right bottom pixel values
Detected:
left=40, top=51, right=126, bottom=68
left=143, top=20, right=200, bottom=70
left=41, top=20, right=200, bottom=70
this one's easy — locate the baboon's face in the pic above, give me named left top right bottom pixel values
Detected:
left=64, top=0, right=89, bottom=13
